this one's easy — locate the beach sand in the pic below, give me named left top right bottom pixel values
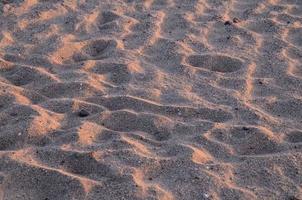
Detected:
left=0, top=0, right=301, bottom=199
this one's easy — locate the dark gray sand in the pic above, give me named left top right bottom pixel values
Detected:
left=0, top=0, right=301, bottom=199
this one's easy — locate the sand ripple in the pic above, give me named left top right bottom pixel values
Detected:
left=0, top=0, right=302, bottom=199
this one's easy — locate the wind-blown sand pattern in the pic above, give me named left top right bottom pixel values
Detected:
left=0, top=0, right=301, bottom=199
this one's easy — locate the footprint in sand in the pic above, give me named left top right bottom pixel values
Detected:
left=97, top=11, right=120, bottom=27
left=285, top=131, right=302, bottom=143
left=83, top=39, right=117, bottom=58
left=187, top=54, right=243, bottom=73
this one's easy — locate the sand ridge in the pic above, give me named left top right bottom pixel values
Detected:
left=0, top=0, right=302, bottom=199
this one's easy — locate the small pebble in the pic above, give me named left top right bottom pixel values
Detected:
left=78, top=109, right=90, bottom=117
left=242, top=127, right=249, bottom=131
left=224, top=21, right=232, bottom=26
left=233, top=17, right=240, bottom=23
left=10, top=112, right=17, bottom=117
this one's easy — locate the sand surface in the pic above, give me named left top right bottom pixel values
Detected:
left=0, top=0, right=302, bottom=199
